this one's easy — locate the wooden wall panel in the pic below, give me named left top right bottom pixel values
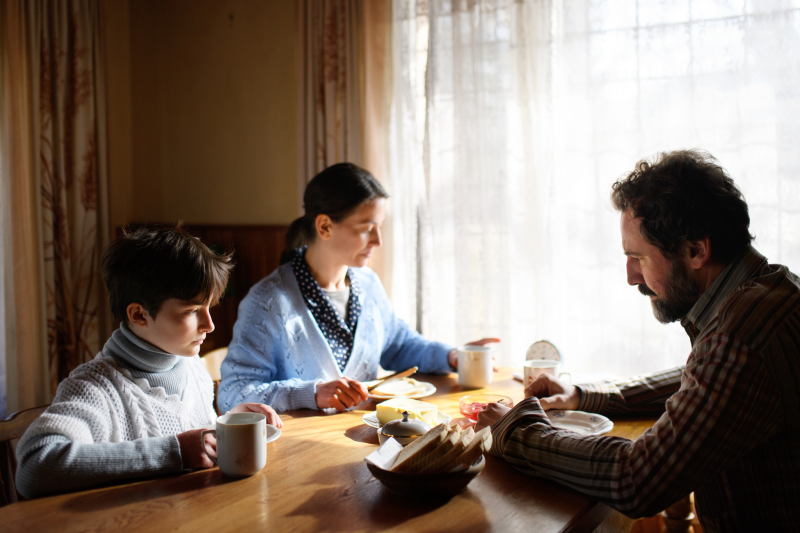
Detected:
left=183, top=225, right=288, bottom=354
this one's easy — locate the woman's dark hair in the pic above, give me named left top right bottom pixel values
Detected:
left=281, top=163, right=389, bottom=264
left=102, top=225, right=234, bottom=323
left=611, top=149, right=754, bottom=264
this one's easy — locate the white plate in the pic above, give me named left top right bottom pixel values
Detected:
left=362, top=411, right=452, bottom=429
left=547, top=410, right=613, bottom=436
left=367, top=381, right=437, bottom=400
left=266, top=424, right=281, bottom=443
left=201, top=423, right=281, bottom=443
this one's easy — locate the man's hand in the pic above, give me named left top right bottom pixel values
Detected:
left=475, top=402, right=512, bottom=431
left=525, top=373, right=579, bottom=411
left=315, top=377, right=368, bottom=411
left=177, top=428, right=216, bottom=470
left=448, top=337, right=502, bottom=369
left=229, top=403, right=284, bottom=428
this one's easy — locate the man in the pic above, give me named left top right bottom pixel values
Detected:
left=476, top=150, right=800, bottom=532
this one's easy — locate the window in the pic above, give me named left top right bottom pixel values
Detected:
left=388, top=0, right=800, bottom=376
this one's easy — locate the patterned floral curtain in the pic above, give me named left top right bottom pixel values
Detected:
left=34, top=0, right=110, bottom=392
left=299, top=0, right=363, bottom=183
left=298, top=0, right=394, bottom=286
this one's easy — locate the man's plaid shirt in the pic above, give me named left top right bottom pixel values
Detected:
left=490, top=246, right=800, bottom=532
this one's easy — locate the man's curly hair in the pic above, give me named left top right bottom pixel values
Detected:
left=611, top=150, right=754, bottom=264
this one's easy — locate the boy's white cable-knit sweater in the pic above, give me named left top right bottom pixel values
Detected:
left=15, top=324, right=216, bottom=498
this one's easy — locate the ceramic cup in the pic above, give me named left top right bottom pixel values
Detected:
left=523, top=359, right=571, bottom=388
left=200, top=412, right=267, bottom=477
left=458, top=345, right=493, bottom=389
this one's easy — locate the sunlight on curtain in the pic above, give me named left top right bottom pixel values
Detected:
left=389, top=0, right=800, bottom=377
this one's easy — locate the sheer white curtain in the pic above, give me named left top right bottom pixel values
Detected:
left=388, top=0, right=800, bottom=377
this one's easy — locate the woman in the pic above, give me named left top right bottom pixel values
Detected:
left=218, top=163, right=497, bottom=412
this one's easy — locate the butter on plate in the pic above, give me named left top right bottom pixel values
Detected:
left=376, top=398, right=438, bottom=426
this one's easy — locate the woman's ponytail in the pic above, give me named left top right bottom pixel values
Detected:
left=280, top=216, right=314, bottom=264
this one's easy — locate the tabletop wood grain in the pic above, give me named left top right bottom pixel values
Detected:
left=0, top=369, right=655, bottom=533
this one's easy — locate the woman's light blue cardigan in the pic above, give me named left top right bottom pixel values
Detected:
left=217, top=263, right=453, bottom=412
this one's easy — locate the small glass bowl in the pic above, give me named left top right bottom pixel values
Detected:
left=459, top=394, right=512, bottom=421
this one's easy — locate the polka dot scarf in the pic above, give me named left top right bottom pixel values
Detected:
left=291, top=247, right=362, bottom=372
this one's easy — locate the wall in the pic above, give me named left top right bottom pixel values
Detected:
left=104, top=0, right=301, bottom=229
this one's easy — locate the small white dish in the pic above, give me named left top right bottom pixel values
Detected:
left=547, top=410, right=613, bottom=436
left=266, top=424, right=281, bottom=443
left=362, top=411, right=451, bottom=429
left=368, top=381, right=437, bottom=400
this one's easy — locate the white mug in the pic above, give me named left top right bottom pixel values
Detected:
left=201, top=412, right=267, bottom=477
left=523, top=359, right=571, bottom=388
left=458, top=345, right=493, bottom=389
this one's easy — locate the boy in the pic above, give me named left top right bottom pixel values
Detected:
left=15, top=227, right=282, bottom=498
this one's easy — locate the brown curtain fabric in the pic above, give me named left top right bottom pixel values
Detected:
left=360, top=0, right=392, bottom=291
left=300, top=0, right=364, bottom=183
left=1, top=0, right=110, bottom=409
left=1, top=0, right=50, bottom=414
left=298, top=0, right=393, bottom=288
left=35, top=0, right=110, bottom=391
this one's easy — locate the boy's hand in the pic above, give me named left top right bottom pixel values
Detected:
left=315, top=377, right=368, bottom=411
left=229, top=403, right=284, bottom=428
left=177, top=428, right=216, bottom=470
left=525, top=374, right=579, bottom=411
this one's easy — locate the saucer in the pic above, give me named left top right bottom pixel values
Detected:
left=547, top=410, right=613, bottom=436
left=266, top=424, right=281, bottom=443
left=201, top=423, right=281, bottom=443
left=368, top=381, right=436, bottom=400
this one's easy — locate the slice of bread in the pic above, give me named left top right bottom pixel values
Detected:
left=418, top=425, right=474, bottom=474
left=441, top=426, right=492, bottom=473
left=390, top=423, right=449, bottom=473
left=405, top=425, right=461, bottom=474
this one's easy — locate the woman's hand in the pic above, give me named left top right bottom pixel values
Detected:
left=176, top=428, right=216, bottom=470
left=448, top=337, right=502, bottom=369
left=524, top=373, right=579, bottom=411
left=474, top=402, right=511, bottom=432
left=229, top=402, right=284, bottom=428
left=315, top=377, right=368, bottom=412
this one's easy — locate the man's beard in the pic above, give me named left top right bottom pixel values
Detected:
left=638, top=260, right=701, bottom=324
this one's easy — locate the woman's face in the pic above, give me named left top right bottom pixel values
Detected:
left=324, top=198, right=386, bottom=268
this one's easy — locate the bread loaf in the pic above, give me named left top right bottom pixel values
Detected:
left=441, top=427, right=492, bottom=473
left=418, top=426, right=474, bottom=474
left=390, top=423, right=449, bottom=473
left=404, top=425, right=461, bottom=474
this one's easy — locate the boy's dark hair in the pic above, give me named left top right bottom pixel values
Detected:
left=102, top=225, right=234, bottom=323
left=611, top=149, right=754, bottom=264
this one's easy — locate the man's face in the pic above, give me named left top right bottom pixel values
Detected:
left=620, top=211, right=701, bottom=323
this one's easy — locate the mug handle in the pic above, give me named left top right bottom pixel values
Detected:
left=200, top=429, right=218, bottom=465
left=558, top=372, right=572, bottom=384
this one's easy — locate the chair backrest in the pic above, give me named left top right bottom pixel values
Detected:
left=200, top=347, right=228, bottom=382
left=1, top=405, right=49, bottom=507
left=200, top=347, right=228, bottom=415
left=0, top=406, right=48, bottom=443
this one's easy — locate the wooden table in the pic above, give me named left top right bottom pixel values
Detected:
left=0, top=369, right=655, bottom=532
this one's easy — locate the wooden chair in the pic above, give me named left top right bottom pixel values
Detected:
left=0, top=405, right=49, bottom=507
left=200, top=347, right=228, bottom=415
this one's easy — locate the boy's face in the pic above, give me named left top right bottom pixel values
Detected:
left=128, top=298, right=214, bottom=356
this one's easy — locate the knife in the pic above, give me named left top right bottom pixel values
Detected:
left=366, top=366, right=419, bottom=392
